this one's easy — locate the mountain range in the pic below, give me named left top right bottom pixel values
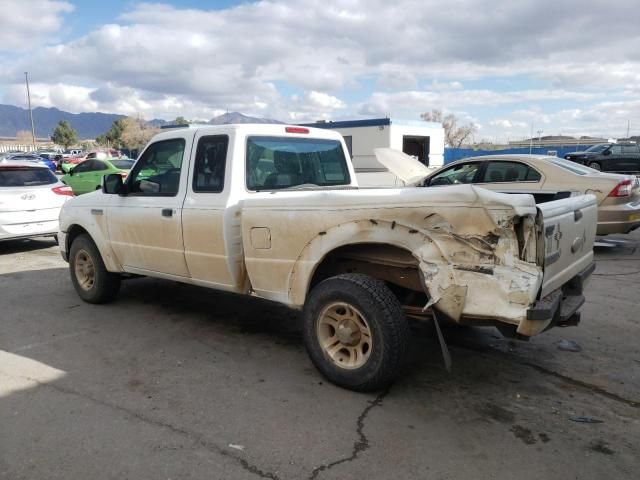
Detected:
left=0, top=104, right=124, bottom=139
left=0, top=104, right=282, bottom=139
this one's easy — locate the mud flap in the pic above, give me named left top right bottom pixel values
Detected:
left=432, top=310, right=452, bottom=373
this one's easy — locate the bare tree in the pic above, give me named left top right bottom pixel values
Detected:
left=421, top=109, right=477, bottom=148
left=120, top=117, right=160, bottom=151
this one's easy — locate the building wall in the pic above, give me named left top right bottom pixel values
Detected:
left=329, top=123, right=443, bottom=186
left=332, top=125, right=392, bottom=171
left=389, top=124, right=445, bottom=166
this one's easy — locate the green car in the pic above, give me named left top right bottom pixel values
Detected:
left=61, top=158, right=135, bottom=195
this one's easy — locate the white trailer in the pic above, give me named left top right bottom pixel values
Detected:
left=299, top=118, right=445, bottom=187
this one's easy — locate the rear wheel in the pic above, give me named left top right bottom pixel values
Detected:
left=588, top=161, right=601, bottom=171
left=303, top=274, right=410, bottom=392
left=69, top=234, right=120, bottom=303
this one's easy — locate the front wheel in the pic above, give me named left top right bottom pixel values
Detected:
left=588, top=161, right=601, bottom=171
left=69, top=234, right=121, bottom=303
left=303, top=274, right=410, bottom=392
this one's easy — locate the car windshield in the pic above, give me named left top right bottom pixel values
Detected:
left=110, top=159, right=135, bottom=170
left=0, top=167, right=57, bottom=187
left=246, top=136, right=350, bottom=190
left=548, top=158, right=599, bottom=175
left=585, top=144, right=609, bottom=153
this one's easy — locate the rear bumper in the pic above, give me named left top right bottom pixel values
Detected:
left=526, top=261, right=595, bottom=328
left=0, top=221, right=59, bottom=241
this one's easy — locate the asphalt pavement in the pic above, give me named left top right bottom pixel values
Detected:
left=1, top=232, right=639, bottom=479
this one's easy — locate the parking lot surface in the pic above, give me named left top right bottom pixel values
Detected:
left=1, top=233, right=639, bottom=480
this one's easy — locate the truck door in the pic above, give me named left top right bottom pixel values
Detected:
left=106, top=135, right=192, bottom=277
left=182, top=132, right=240, bottom=289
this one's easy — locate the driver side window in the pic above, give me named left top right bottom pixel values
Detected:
left=126, top=139, right=185, bottom=196
left=428, top=162, right=480, bottom=186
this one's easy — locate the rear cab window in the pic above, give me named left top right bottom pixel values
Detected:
left=0, top=167, right=57, bottom=187
left=193, top=135, right=228, bottom=193
left=246, top=136, right=350, bottom=191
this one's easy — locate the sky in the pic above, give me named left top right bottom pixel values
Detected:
left=0, top=0, right=638, bottom=142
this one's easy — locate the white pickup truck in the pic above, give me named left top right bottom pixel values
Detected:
left=59, top=124, right=597, bottom=391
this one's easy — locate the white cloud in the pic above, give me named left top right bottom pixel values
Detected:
left=489, top=119, right=528, bottom=129
left=0, top=0, right=73, bottom=51
left=0, top=0, right=639, bottom=139
left=304, top=91, right=346, bottom=110
left=3, top=82, right=96, bottom=112
left=356, top=88, right=603, bottom=117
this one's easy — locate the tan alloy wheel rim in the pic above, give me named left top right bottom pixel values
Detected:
left=317, top=302, right=373, bottom=369
left=74, top=249, right=96, bottom=291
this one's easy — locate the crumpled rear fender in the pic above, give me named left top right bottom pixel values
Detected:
left=289, top=208, right=542, bottom=330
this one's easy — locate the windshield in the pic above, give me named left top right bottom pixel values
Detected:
left=585, top=144, right=610, bottom=153
left=548, top=158, right=599, bottom=175
left=0, top=167, right=58, bottom=187
left=111, top=159, right=135, bottom=170
left=246, top=136, right=350, bottom=190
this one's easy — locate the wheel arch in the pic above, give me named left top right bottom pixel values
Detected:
left=65, top=223, right=123, bottom=272
left=287, top=219, right=430, bottom=307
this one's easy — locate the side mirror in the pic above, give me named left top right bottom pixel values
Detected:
left=602, top=149, right=611, bottom=156
left=102, top=173, right=124, bottom=194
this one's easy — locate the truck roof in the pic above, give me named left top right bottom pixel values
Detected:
left=152, top=123, right=345, bottom=142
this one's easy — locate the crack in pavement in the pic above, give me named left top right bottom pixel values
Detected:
left=5, top=372, right=281, bottom=480
left=521, top=361, right=639, bottom=409
left=449, top=343, right=639, bottom=409
left=308, top=389, right=388, bottom=480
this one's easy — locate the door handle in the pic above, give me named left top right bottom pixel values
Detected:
left=574, top=209, right=583, bottom=221
left=161, top=208, right=173, bottom=217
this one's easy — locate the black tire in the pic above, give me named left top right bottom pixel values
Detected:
left=588, top=161, right=601, bottom=171
left=303, top=273, right=410, bottom=392
left=69, top=234, right=121, bottom=303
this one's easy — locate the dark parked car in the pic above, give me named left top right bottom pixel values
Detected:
left=564, top=143, right=640, bottom=173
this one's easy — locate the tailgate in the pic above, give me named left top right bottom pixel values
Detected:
left=537, top=194, right=597, bottom=297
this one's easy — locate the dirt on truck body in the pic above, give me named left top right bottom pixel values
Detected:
left=58, top=124, right=597, bottom=391
left=241, top=185, right=595, bottom=339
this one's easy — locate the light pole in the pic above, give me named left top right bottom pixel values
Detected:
left=536, top=129, right=543, bottom=152
left=24, top=72, right=36, bottom=150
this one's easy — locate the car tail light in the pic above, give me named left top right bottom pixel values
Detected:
left=607, top=178, right=633, bottom=197
left=52, top=185, right=74, bottom=196
left=285, top=126, right=309, bottom=134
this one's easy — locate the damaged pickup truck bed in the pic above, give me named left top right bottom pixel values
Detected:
left=58, top=124, right=598, bottom=391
